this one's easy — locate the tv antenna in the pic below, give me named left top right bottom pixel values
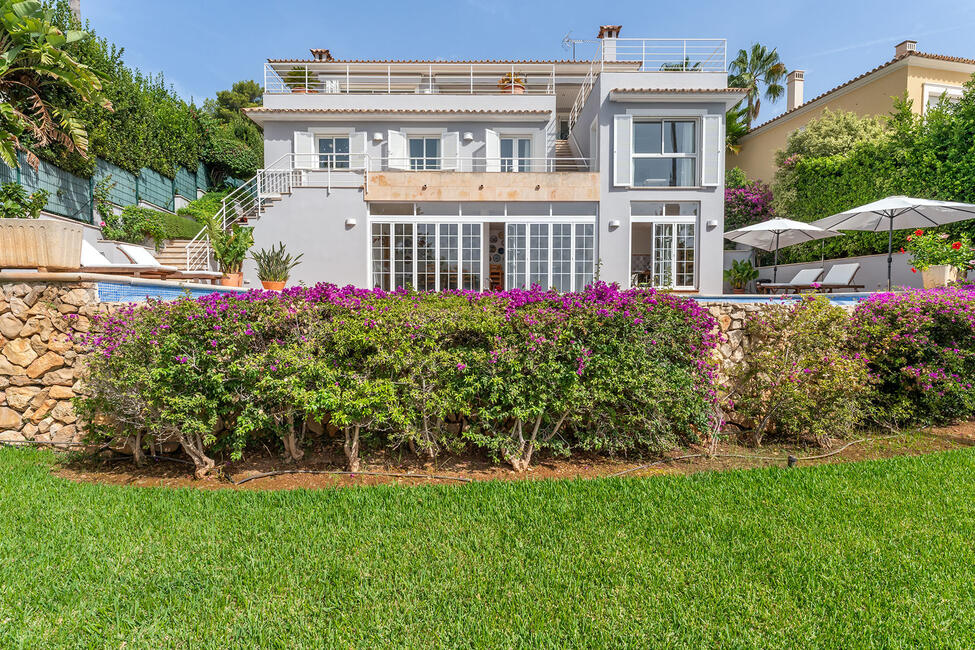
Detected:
left=561, top=31, right=586, bottom=60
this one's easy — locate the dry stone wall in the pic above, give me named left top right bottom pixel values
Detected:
left=0, top=280, right=110, bottom=444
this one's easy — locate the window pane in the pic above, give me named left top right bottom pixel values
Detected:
left=633, top=121, right=662, bottom=154
left=574, top=223, right=594, bottom=290
left=676, top=223, right=695, bottom=288
left=552, top=224, right=572, bottom=292
left=500, top=138, right=513, bottom=172
left=371, top=223, right=391, bottom=290
left=461, top=224, right=481, bottom=290
left=518, top=139, right=531, bottom=172
left=653, top=223, right=674, bottom=287
left=529, top=224, right=549, bottom=288
left=393, top=223, right=414, bottom=289
left=416, top=224, right=437, bottom=291
left=633, top=158, right=695, bottom=187
left=370, top=203, right=414, bottom=216
left=663, top=121, right=695, bottom=154
left=425, top=138, right=440, bottom=170
left=551, top=202, right=598, bottom=217
left=506, top=223, right=527, bottom=289
left=439, top=224, right=458, bottom=290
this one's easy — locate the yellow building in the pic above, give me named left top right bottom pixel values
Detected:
left=730, top=40, right=975, bottom=183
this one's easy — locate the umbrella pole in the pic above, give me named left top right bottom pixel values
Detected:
left=774, top=231, right=780, bottom=282
left=887, top=217, right=893, bottom=292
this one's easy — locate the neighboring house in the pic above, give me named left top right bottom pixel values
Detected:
left=221, top=26, right=744, bottom=293
left=730, top=40, right=975, bottom=183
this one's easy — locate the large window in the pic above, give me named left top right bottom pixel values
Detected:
left=631, top=201, right=698, bottom=290
left=506, top=222, right=594, bottom=291
left=318, top=136, right=350, bottom=169
left=372, top=222, right=480, bottom=290
left=500, top=137, right=531, bottom=172
left=632, top=120, right=696, bottom=187
left=409, top=137, right=441, bottom=170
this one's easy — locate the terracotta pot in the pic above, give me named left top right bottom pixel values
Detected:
left=292, top=86, right=308, bottom=94
left=0, top=219, right=83, bottom=270
left=732, top=287, right=746, bottom=294
left=220, top=272, right=243, bottom=287
left=261, top=280, right=286, bottom=291
left=921, top=264, right=958, bottom=289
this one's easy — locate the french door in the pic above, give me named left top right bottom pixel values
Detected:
left=372, top=222, right=481, bottom=291
left=505, top=223, right=595, bottom=291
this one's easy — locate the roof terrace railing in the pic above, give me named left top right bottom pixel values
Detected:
left=264, top=62, right=558, bottom=95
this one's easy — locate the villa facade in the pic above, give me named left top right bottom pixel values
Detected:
left=235, top=27, right=745, bottom=293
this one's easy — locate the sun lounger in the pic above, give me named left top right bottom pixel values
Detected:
left=117, top=244, right=223, bottom=283
left=756, top=268, right=823, bottom=294
left=81, top=241, right=178, bottom=278
left=791, top=263, right=864, bottom=293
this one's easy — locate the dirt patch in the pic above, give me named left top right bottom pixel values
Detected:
left=53, top=424, right=975, bottom=491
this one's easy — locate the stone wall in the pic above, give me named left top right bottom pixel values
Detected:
left=0, top=280, right=107, bottom=444
left=704, top=303, right=761, bottom=385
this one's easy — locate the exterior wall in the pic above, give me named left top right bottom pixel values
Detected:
left=243, top=186, right=369, bottom=288
left=906, top=62, right=975, bottom=110
left=364, top=171, right=599, bottom=202
left=262, top=93, right=555, bottom=113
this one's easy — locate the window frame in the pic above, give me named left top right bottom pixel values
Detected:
left=408, top=136, right=442, bottom=170
left=316, top=135, right=351, bottom=169
left=630, top=201, right=699, bottom=290
left=500, top=136, right=532, bottom=172
left=371, top=221, right=481, bottom=291
left=630, top=118, right=699, bottom=188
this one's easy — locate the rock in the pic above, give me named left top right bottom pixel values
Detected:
left=29, top=336, right=48, bottom=356
left=7, top=376, right=32, bottom=386
left=42, top=368, right=75, bottom=386
left=61, top=288, right=92, bottom=307
left=30, top=389, right=49, bottom=408
left=0, top=407, right=20, bottom=429
left=0, top=430, right=25, bottom=443
left=70, top=316, right=91, bottom=333
left=50, top=401, right=76, bottom=424
left=37, top=417, right=53, bottom=434
left=17, top=316, right=43, bottom=338
left=727, top=329, right=745, bottom=348
left=52, top=424, right=77, bottom=442
left=47, top=333, right=72, bottom=353
left=48, top=385, right=74, bottom=400
left=5, top=387, right=39, bottom=411
left=21, top=422, right=38, bottom=439
left=30, top=399, right=55, bottom=423
left=26, top=352, right=65, bottom=379
left=7, top=298, right=28, bottom=319
left=718, top=314, right=733, bottom=332
left=22, top=287, right=41, bottom=308
left=6, top=284, right=30, bottom=298
left=0, top=377, right=8, bottom=389
left=0, top=313, right=23, bottom=339
left=3, top=338, right=37, bottom=367
left=0, top=357, right=25, bottom=376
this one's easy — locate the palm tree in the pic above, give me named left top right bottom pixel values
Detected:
left=728, top=43, right=787, bottom=127
left=0, top=0, right=112, bottom=168
left=725, top=104, right=749, bottom=153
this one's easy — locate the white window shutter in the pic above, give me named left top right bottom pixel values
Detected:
left=531, top=129, right=547, bottom=172
left=349, top=131, right=367, bottom=170
left=293, top=130, right=315, bottom=169
left=484, top=129, right=500, bottom=172
left=387, top=130, right=408, bottom=170
left=702, top=114, right=722, bottom=187
left=613, top=114, right=632, bottom=187
left=441, top=132, right=459, bottom=170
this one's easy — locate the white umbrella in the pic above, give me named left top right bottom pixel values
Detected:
left=811, top=196, right=975, bottom=290
left=724, top=218, right=840, bottom=282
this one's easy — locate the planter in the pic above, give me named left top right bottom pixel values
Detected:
left=0, top=219, right=83, bottom=271
left=291, top=86, right=308, bottom=94
left=220, top=272, right=243, bottom=287
left=261, top=280, right=286, bottom=291
left=499, top=83, right=525, bottom=94
left=921, top=264, right=958, bottom=289
left=732, top=287, right=746, bottom=294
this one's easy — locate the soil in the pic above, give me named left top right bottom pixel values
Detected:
left=53, top=423, right=975, bottom=492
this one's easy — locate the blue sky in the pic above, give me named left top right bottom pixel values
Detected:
left=81, top=0, right=975, bottom=125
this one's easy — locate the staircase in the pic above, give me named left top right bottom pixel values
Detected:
left=156, top=239, right=196, bottom=271
left=554, top=139, right=586, bottom=171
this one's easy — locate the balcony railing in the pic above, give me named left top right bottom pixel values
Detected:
left=264, top=62, right=558, bottom=95
left=288, top=153, right=590, bottom=173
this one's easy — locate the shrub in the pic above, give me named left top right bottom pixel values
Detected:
left=0, top=182, right=48, bottom=219
left=728, top=297, right=873, bottom=446
left=100, top=205, right=203, bottom=246
left=176, top=189, right=229, bottom=222
left=75, top=284, right=721, bottom=477
left=852, top=287, right=975, bottom=425
left=724, top=179, right=774, bottom=231
left=905, top=229, right=975, bottom=272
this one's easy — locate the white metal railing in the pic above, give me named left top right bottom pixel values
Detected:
left=185, top=151, right=589, bottom=271
left=264, top=62, right=557, bottom=95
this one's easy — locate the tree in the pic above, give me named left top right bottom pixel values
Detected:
left=728, top=43, right=787, bottom=127
left=0, top=0, right=111, bottom=168
left=213, top=79, right=262, bottom=122
left=773, top=108, right=888, bottom=163
left=725, top=104, right=749, bottom=153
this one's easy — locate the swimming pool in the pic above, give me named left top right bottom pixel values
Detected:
left=691, top=293, right=869, bottom=307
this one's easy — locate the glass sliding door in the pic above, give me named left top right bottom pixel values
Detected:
left=438, top=224, right=459, bottom=290
left=529, top=224, right=549, bottom=287
left=551, top=224, right=572, bottom=292
left=416, top=224, right=437, bottom=291
left=506, top=223, right=527, bottom=289
left=574, top=223, right=594, bottom=290
left=371, top=223, right=391, bottom=290
left=461, top=224, right=481, bottom=291
left=651, top=222, right=696, bottom=289
left=506, top=222, right=595, bottom=291
left=393, top=224, right=414, bottom=289
left=370, top=222, right=480, bottom=291
left=500, top=138, right=532, bottom=172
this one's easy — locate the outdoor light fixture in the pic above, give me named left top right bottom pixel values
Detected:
left=345, top=218, right=357, bottom=227
left=462, top=131, right=474, bottom=142
left=608, top=219, right=621, bottom=229
left=706, top=219, right=719, bottom=229
left=372, top=132, right=384, bottom=142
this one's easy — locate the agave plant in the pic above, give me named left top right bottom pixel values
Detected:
left=0, top=0, right=112, bottom=168
left=251, top=242, right=302, bottom=282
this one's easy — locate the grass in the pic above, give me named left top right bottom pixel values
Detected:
left=159, top=211, right=204, bottom=239
left=2, top=448, right=975, bottom=648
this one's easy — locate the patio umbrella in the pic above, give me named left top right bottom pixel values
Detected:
left=724, top=217, right=840, bottom=282
left=811, top=196, right=975, bottom=291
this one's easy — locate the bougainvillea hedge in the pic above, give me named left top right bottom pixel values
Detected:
left=76, top=283, right=721, bottom=476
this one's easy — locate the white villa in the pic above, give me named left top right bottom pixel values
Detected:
left=204, top=25, right=744, bottom=293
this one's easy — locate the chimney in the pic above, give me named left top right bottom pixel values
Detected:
left=787, top=70, right=804, bottom=110
left=310, top=49, right=334, bottom=62
left=597, top=24, right=621, bottom=61
left=895, top=40, right=917, bottom=58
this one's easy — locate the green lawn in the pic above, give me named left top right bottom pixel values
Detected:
left=2, top=449, right=975, bottom=648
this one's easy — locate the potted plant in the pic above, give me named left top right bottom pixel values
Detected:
left=283, top=67, right=311, bottom=94
left=498, top=72, right=526, bottom=94
left=0, top=184, right=81, bottom=271
left=251, top=242, right=302, bottom=291
left=724, top=259, right=759, bottom=294
left=205, top=215, right=254, bottom=287
left=905, top=229, right=974, bottom=288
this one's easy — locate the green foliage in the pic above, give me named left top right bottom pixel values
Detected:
left=726, top=166, right=750, bottom=190
left=0, top=0, right=111, bottom=170
left=0, top=181, right=47, bottom=218
left=176, top=189, right=228, bottom=222
left=723, top=259, right=759, bottom=290
left=203, top=213, right=253, bottom=273
left=198, top=113, right=260, bottom=186
left=99, top=205, right=201, bottom=246
left=213, top=79, right=262, bottom=121
left=725, top=104, right=750, bottom=153
left=728, top=43, right=787, bottom=126
left=775, top=109, right=889, bottom=163
left=905, top=229, right=975, bottom=271
left=251, top=242, right=302, bottom=282
left=729, top=297, right=874, bottom=446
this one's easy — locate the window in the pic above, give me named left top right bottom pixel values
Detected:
left=505, top=222, right=594, bottom=291
left=500, top=137, right=531, bottom=172
left=632, top=120, right=696, bottom=187
left=409, top=137, right=440, bottom=170
left=529, top=224, right=549, bottom=286
left=923, top=84, right=964, bottom=113
left=318, top=136, right=350, bottom=169
left=649, top=223, right=696, bottom=289
left=574, top=223, right=594, bottom=289
left=371, top=222, right=480, bottom=290
left=631, top=201, right=698, bottom=290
